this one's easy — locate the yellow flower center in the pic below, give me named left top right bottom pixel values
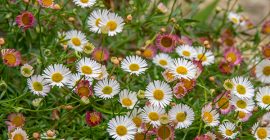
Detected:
left=264, top=26, right=270, bottom=34
left=12, top=116, right=24, bottom=127
left=257, top=128, right=267, bottom=139
left=263, top=66, right=270, bottom=76
left=157, top=125, right=171, bottom=139
left=203, top=112, right=213, bottom=123
left=226, top=52, right=237, bottom=63
left=153, top=89, right=164, bottom=100
left=78, top=87, right=89, bottom=97
left=116, top=125, right=127, bottom=136
left=81, top=66, right=92, bottom=74
left=160, top=37, right=173, bottom=48
left=217, top=97, right=229, bottom=109
left=262, top=95, right=270, bottom=104
left=106, top=20, right=117, bottom=31
left=32, top=82, right=43, bottom=91
left=51, top=72, right=63, bottom=83
left=95, top=18, right=101, bottom=26
left=13, top=134, right=24, bottom=140
left=236, top=100, right=247, bottom=109
left=41, top=0, right=53, bottom=7
left=132, top=117, right=142, bottom=127
left=176, top=66, right=188, bottom=75
left=4, top=54, right=16, bottom=65
left=71, top=37, right=81, bottom=46
left=148, top=112, right=159, bottom=121
left=238, top=111, right=246, bottom=119
left=225, top=129, right=233, bottom=136
left=22, top=68, right=31, bottom=75
left=89, top=114, right=99, bottom=123
left=176, top=112, right=186, bottom=122
left=80, top=0, right=89, bottom=3
left=236, top=85, right=246, bottom=95
left=102, top=86, right=112, bottom=94
left=129, top=63, right=140, bottom=71
left=182, top=50, right=190, bottom=57
left=94, top=49, right=106, bottom=62
left=231, top=17, right=239, bottom=24
left=159, top=59, right=167, bottom=66
left=197, top=54, right=207, bottom=62
left=122, top=98, right=132, bottom=106
left=21, top=13, right=30, bottom=25
left=143, top=49, right=153, bottom=58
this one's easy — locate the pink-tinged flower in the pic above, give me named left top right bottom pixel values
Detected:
left=224, top=47, right=242, bottom=65
left=1, top=49, right=21, bottom=67
left=243, top=19, right=254, bottom=29
left=75, top=80, right=93, bottom=97
left=142, top=45, right=157, bottom=59
left=5, top=113, right=25, bottom=132
left=155, top=125, right=175, bottom=140
left=262, top=20, right=270, bottom=34
left=218, top=60, right=233, bottom=74
left=155, top=34, right=177, bottom=53
left=173, top=82, right=187, bottom=99
left=181, top=36, right=193, bottom=46
left=38, top=0, right=54, bottom=8
left=180, top=78, right=196, bottom=91
left=214, top=92, right=232, bottom=114
left=16, top=11, right=35, bottom=30
left=192, top=60, right=203, bottom=78
left=221, top=29, right=236, bottom=48
left=194, top=132, right=216, bottom=140
left=237, top=111, right=252, bottom=122
left=91, top=47, right=109, bottom=62
left=85, top=111, right=102, bottom=127
left=162, top=69, right=177, bottom=83
left=262, top=44, right=270, bottom=59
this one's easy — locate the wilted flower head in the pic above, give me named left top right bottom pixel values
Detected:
left=6, top=113, right=25, bottom=132
left=156, top=34, right=178, bottom=53
left=262, top=20, right=270, bottom=34
left=75, top=80, right=93, bottom=97
left=20, top=64, right=34, bottom=77
left=92, top=47, right=109, bottom=62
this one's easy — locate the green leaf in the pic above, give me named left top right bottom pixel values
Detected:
left=193, top=0, right=220, bottom=22
left=253, top=30, right=261, bottom=45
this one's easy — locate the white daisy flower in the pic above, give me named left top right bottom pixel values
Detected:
left=66, top=73, right=93, bottom=89
left=88, top=9, right=110, bottom=33
left=205, top=132, right=217, bottom=140
left=107, top=116, right=137, bottom=140
left=43, top=64, right=71, bottom=87
left=73, top=0, right=96, bottom=8
left=176, top=45, right=196, bottom=60
left=141, top=105, right=165, bottom=128
left=195, top=47, right=215, bottom=66
left=228, top=12, right=241, bottom=25
left=261, top=112, right=270, bottom=127
left=127, top=108, right=143, bottom=128
left=119, top=89, right=138, bottom=109
left=152, top=53, right=173, bottom=68
left=94, top=78, right=120, bottom=99
left=121, top=55, right=148, bottom=75
left=252, top=122, right=270, bottom=140
left=256, top=86, right=270, bottom=109
left=168, top=58, right=197, bottom=79
left=20, top=63, right=34, bottom=77
left=231, top=76, right=254, bottom=99
left=230, top=95, right=255, bottom=113
left=100, top=12, right=125, bottom=36
left=94, top=65, right=108, bottom=80
left=219, top=121, right=238, bottom=139
left=76, top=57, right=102, bottom=78
left=201, top=104, right=219, bottom=127
left=145, top=80, right=172, bottom=108
left=9, top=128, right=28, bottom=140
left=27, top=75, right=50, bottom=96
left=256, top=59, right=270, bottom=84
left=168, top=103, right=195, bottom=129
left=65, top=30, right=88, bottom=52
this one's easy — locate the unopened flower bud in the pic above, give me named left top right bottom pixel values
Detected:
left=33, top=132, right=40, bottom=139
left=137, top=90, right=145, bottom=99
left=111, top=57, right=119, bottom=65
left=209, top=76, right=215, bottom=82
left=32, top=98, right=43, bottom=107
left=0, top=37, right=5, bottom=45
left=159, top=114, right=170, bottom=125
left=127, top=14, right=132, bottom=21
left=136, top=50, right=141, bottom=55
left=53, top=4, right=61, bottom=10
left=68, top=17, right=75, bottom=22
left=80, top=96, right=90, bottom=105
left=160, top=27, right=166, bottom=33
left=46, top=130, right=55, bottom=137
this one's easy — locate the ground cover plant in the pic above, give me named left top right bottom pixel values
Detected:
left=1, top=0, right=270, bottom=139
